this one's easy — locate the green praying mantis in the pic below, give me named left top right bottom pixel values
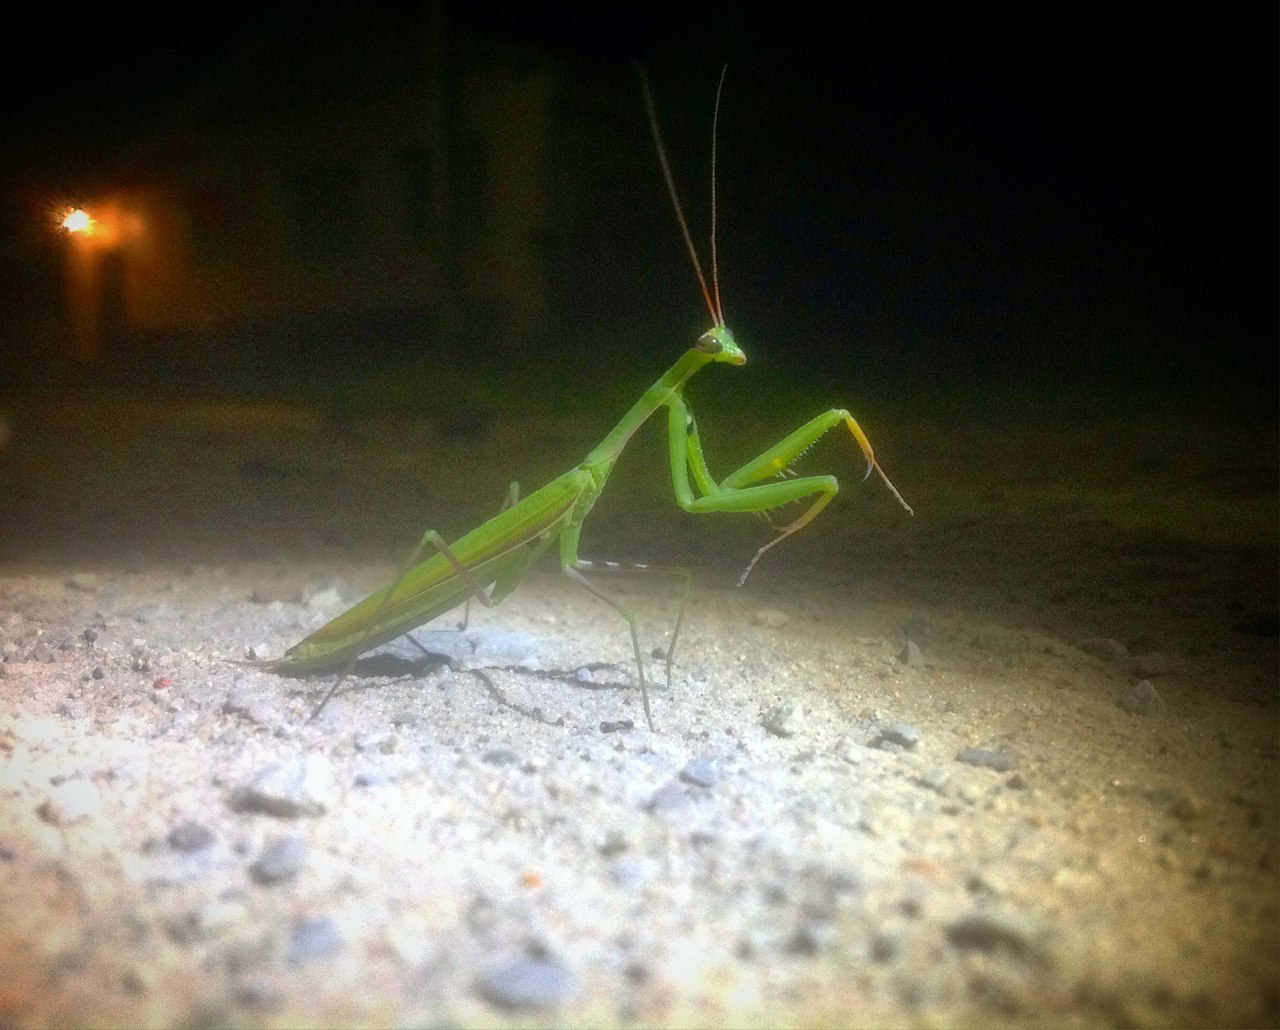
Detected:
left=264, top=68, right=913, bottom=728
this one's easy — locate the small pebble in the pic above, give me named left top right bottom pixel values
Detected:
left=679, top=757, right=719, bottom=787
left=235, top=755, right=334, bottom=817
left=286, top=915, right=343, bottom=965
left=914, top=766, right=951, bottom=794
left=872, top=721, right=920, bottom=750
left=1119, top=680, right=1163, bottom=716
left=645, top=781, right=690, bottom=814
left=610, top=855, right=659, bottom=890
left=870, top=932, right=900, bottom=962
left=189, top=900, right=249, bottom=940
left=236, top=980, right=284, bottom=1012
left=955, top=747, right=1016, bottom=772
left=167, top=820, right=216, bottom=852
left=897, top=639, right=925, bottom=667
left=788, top=919, right=835, bottom=955
left=596, top=829, right=631, bottom=857
left=482, top=748, right=521, bottom=766
left=477, top=957, right=578, bottom=1011
left=945, top=909, right=1043, bottom=961
left=251, top=835, right=308, bottom=883
left=353, top=730, right=394, bottom=752
left=224, top=690, right=278, bottom=726
left=753, top=608, right=791, bottom=628
left=1143, top=786, right=1207, bottom=822
left=1077, top=636, right=1129, bottom=663
left=121, top=966, right=151, bottom=995
left=305, top=586, right=344, bottom=610
left=168, top=901, right=249, bottom=943
left=39, top=778, right=102, bottom=824
left=762, top=699, right=804, bottom=737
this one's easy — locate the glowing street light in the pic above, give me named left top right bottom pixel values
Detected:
left=60, top=207, right=93, bottom=234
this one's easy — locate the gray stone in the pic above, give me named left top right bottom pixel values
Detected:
left=285, top=915, right=343, bottom=965
left=477, top=957, right=578, bottom=1010
left=763, top=699, right=804, bottom=737
left=1119, top=680, right=1164, bottom=716
left=955, top=747, right=1016, bottom=772
left=167, top=820, right=216, bottom=852
left=679, top=757, right=719, bottom=787
left=251, top=835, right=308, bottom=883
left=235, top=755, right=334, bottom=817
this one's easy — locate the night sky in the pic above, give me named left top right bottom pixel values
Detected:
left=1, top=3, right=1274, bottom=412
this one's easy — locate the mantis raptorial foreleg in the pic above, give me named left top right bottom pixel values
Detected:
left=667, top=394, right=913, bottom=584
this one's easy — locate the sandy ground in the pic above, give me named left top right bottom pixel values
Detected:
left=0, top=390, right=1276, bottom=1027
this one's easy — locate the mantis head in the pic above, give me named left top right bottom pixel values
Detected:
left=697, top=324, right=746, bottom=366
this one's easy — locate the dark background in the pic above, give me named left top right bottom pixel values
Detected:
left=0, top=3, right=1275, bottom=418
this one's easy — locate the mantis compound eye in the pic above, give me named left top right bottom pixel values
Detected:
left=696, top=331, right=723, bottom=354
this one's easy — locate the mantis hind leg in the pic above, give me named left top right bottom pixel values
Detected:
left=563, top=561, right=692, bottom=732
left=574, top=560, right=694, bottom=681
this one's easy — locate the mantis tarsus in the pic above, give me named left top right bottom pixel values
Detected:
left=265, top=68, right=913, bottom=728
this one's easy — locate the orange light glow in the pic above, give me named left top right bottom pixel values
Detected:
left=57, top=200, right=126, bottom=249
left=60, top=207, right=93, bottom=234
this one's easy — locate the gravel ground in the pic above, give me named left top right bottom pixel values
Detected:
left=0, top=393, right=1276, bottom=1027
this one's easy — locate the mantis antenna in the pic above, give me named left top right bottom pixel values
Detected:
left=636, top=63, right=727, bottom=328
left=709, top=65, right=726, bottom=326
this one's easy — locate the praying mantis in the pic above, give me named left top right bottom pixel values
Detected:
left=264, top=68, right=913, bottom=728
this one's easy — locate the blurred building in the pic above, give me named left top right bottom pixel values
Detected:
left=59, top=8, right=559, bottom=369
